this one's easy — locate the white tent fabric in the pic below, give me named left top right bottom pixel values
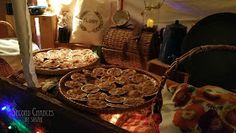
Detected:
left=58, top=0, right=236, bottom=33
left=11, top=0, right=38, bottom=88
left=124, top=0, right=236, bottom=29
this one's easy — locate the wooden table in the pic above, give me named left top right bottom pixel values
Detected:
left=5, top=68, right=182, bottom=132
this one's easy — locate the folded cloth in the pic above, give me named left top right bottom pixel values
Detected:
left=0, top=38, right=39, bottom=56
left=100, top=108, right=161, bottom=133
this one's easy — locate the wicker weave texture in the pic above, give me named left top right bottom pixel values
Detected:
left=0, top=20, right=16, bottom=38
left=102, top=48, right=148, bottom=69
left=0, top=58, right=14, bottom=77
left=103, top=28, right=153, bottom=56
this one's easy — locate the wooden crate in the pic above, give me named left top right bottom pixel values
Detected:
left=5, top=14, right=57, bottom=49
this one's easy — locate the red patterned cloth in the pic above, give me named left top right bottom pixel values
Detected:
left=121, top=113, right=160, bottom=133
left=101, top=111, right=161, bottom=133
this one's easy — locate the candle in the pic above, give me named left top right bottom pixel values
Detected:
left=146, top=18, right=154, bottom=28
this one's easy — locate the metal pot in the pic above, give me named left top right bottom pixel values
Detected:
left=159, top=20, right=187, bottom=64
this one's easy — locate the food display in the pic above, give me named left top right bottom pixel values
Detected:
left=59, top=65, right=160, bottom=113
left=33, top=48, right=99, bottom=75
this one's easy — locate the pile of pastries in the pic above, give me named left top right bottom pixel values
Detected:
left=33, top=48, right=99, bottom=70
left=60, top=67, right=159, bottom=109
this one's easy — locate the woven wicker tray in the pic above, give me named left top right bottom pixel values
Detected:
left=33, top=48, right=99, bottom=75
left=58, top=65, right=160, bottom=114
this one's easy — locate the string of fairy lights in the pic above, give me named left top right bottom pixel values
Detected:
left=0, top=99, right=45, bottom=133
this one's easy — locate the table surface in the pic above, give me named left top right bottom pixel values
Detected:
left=10, top=70, right=235, bottom=133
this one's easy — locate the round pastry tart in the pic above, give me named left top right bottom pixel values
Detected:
left=59, top=65, right=160, bottom=114
left=126, top=90, right=142, bottom=98
left=64, top=80, right=83, bottom=89
left=106, top=67, right=123, bottom=77
left=70, top=73, right=86, bottom=81
left=87, top=92, right=107, bottom=101
left=66, top=89, right=87, bottom=101
left=91, top=67, right=107, bottom=77
left=81, top=84, right=100, bottom=94
left=108, top=87, right=127, bottom=96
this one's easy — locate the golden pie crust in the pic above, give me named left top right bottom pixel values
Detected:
left=66, top=89, right=87, bottom=101
left=42, top=60, right=60, bottom=69
left=64, top=80, right=83, bottom=89
left=105, top=95, right=125, bottom=104
left=87, top=92, right=107, bottom=101
left=130, top=74, right=147, bottom=83
left=91, top=67, right=107, bottom=77
left=106, top=68, right=123, bottom=77
left=98, top=82, right=116, bottom=92
left=66, top=89, right=84, bottom=95
left=108, top=87, right=128, bottom=96
left=127, top=90, right=143, bottom=97
left=70, top=73, right=86, bottom=82
left=122, top=69, right=136, bottom=77
left=81, top=84, right=100, bottom=94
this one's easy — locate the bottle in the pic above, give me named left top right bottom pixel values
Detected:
left=57, top=11, right=71, bottom=43
left=6, top=0, right=13, bottom=15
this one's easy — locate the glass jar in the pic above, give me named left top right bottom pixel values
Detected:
left=57, top=11, right=71, bottom=43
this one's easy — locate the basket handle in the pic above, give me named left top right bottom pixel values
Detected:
left=152, top=44, right=236, bottom=115
left=132, top=26, right=146, bottom=68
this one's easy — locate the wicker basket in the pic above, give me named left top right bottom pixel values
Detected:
left=102, top=27, right=159, bottom=69
left=102, top=48, right=148, bottom=69
left=0, top=58, right=14, bottom=77
left=58, top=65, right=161, bottom=114
left=0, top=20, right=16, bottom=38
left=152, top=44, right=236, bottom=116
left=33, top=48, right=99, bottom=75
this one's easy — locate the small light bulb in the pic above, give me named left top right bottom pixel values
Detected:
left=35, top=128, right=44, bottom=133
left=8, top=125, right=12, bottom=130
left=1, top=106, right=7, bottom=111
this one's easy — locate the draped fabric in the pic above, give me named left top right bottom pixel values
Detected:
left=11, top=0, right=38, bottom=87
left=124, top=0, right=236, bottom=29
